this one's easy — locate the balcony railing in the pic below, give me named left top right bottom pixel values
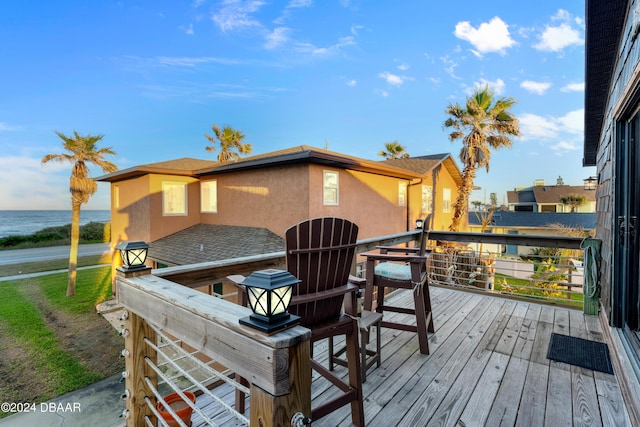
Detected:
left=115, top=229, right=600, bottom=426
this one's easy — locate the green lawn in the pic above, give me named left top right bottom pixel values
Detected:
left=0, top=266, right=121, bottom=417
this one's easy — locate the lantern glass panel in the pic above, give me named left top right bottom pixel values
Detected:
left=271, top=286, right=292, bottom=316
left=247, top=287, right=269, bottom=316
left=126, top=248, right=147, bottom=266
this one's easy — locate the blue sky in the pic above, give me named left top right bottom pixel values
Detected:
left=0, top=0, right=592, bottom=210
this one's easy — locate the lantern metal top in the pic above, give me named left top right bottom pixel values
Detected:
left=115, top=241, right=150, bottom=252
left=240, top=268, right=301, bottom=289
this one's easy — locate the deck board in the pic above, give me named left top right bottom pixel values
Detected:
left=193, top=286, right=632, bottom=426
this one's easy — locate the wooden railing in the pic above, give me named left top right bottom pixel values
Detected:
left=116, top=229, right=600, bottom=425
left=116, top=270, right=312, bottom=426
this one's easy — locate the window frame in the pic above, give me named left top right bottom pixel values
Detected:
left=162, top=181, right=188, bottom=216
left=323, top=170, right=339, bottom=206
left=421, top=185, right=433, bottom=214
left=200, top=180, right=218, bottom=213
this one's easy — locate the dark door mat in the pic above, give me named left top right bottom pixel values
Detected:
left=547, top=333, right=614, bottom=374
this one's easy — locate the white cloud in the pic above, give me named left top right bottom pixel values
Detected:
left=561, top=82, right=584, bottom=92
left=521, top=80, right=552, bottom=95
left=534, top=10, right=583, bottom=52
left=558, top=108, right=584, bottom=135
left=440, top=54, right=459, bottom=79
left=550, top=140, right=578, bottom=154
left=0, top=122, right=20, bottom=131
left=454, top=17, right=516, bottom=55
left=519, top=108, right=583, bottom=142
left=264, top=27, right=290, bottom=49
left=379, top=71, right=408, bottom=87
left=180, top=23, right=195, bottom=35
left=375, top=89, right=390, bottom=97
left=294, top=36, right=356, bottom=56
left=287, top=0, right=312, bottom=7
left=0, top=155, right=110, bottom=210
left=469, top=78, right=506, bottom=95
left=519, top=113, right=560, bottom=140
left=212, top=0, right=266, bottom=32
left=345, top=79, right=357, bottom=87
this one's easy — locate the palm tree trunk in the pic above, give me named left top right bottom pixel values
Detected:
left=449, top=165, right=478, bottom=232
left=67, top=198, right=81, bottom=296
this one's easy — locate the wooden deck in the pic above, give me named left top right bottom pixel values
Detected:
left=193, top=286, right=632, bottom=426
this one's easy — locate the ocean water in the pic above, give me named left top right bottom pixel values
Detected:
left=0, top=210, right=111, bottom=238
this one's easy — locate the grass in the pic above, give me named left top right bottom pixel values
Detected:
left=493, top=272, right=584, bottom=307
left=0, top=253, right=112, bottom=278
left=0, top=266, right=120, bottom=418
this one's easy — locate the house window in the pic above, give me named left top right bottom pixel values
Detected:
left=443, top=188, right=451, bottom=213
left=323, top=170, right=339, bottom=205
left=114, top=185, right=120, bottom=209
left=201, top=180, right=217, bottom=213
left=163, top=181, right=187, bottom=216
left=421, top=185, right=433, bottom=214
left=398, top=182, right=407, bottom=206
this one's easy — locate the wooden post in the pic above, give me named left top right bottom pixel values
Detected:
left=249, top=338, right=312, bottom=427
left=122, top=310, right=157, bottom=426
left=117, top=268, right=156, bottom=426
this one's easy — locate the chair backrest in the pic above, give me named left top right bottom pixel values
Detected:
left=285, top=217, right=359, bottom=328
left=417, top=214, right=432, bottom=256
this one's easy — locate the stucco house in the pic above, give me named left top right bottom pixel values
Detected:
left=507, top=180, right=596, bottom=212
left=98, top=146, right=463, bottom=269
left=584, top=0, right=640, bottom=421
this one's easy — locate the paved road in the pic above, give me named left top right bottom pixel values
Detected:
left=0, top=243, right=111, bottom=266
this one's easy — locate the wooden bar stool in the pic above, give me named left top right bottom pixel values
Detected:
left=329, top=309, right=383, bottom=382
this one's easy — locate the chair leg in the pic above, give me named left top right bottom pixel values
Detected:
left=423, top=281, right=435, bottom=333
left=413, top=285, right=430, bottom=355
left=345, top=324, right=365, bottom=427
left=328, top=335, right=335, bottom=371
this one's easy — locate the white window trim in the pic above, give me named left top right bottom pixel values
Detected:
left=162, top=181, right=188, bottom=216
left=398, top=182, right=407, bottom=206
left=422, top=185, right=433, bottom=214
left=443, top=188, right=451, bottom=213
left=201, top=180, right=218, bottom=213
left=323, top=170, right=339, bottom=206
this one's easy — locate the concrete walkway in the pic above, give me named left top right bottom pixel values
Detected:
left=0, top=374, right=125, bottom=427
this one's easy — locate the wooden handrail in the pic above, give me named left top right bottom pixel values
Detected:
left=116, top=271, right=312, bottom=426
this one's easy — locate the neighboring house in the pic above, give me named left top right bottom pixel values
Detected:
left=585, top=0, right=640, bottom=422
left=467, top=211, right=595, bottom=256
left=507, top=180, right=596, bottom=212
left=98, top=146, right=463, bottom=269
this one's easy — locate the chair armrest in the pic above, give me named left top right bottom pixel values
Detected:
left=291, top=283, right=359, bottom=305
left=348, top=275, right=366, bottom=288
left=377, top=245, right=420, bottom=255
left=362, top=252, right=431, bottom=263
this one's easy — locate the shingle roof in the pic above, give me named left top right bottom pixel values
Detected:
left=507, top=185, right=596, bottom=205
left=97, top=157, right=218, bottom=182
left=468, top=211, right=596, bottom=229
left=148, top=224, right=285, bottom=266
left=381, top=154, right=463, bottom=186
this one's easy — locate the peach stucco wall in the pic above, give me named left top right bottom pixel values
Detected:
left=200, top=164, right=310, bottom=236
left=111, top=174, right=200, bottom=246
left=308, top=165, right=409, bottom=239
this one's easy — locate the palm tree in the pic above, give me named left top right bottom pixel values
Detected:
left=560, top=194, right=588, bottom=212
left=378, top=141, right=410, bottom=159
left=42, top=131, right=117, bottom=297
left=444, top=85, right=520, bottom=231
left=205, top=124, right=253, bottom=163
